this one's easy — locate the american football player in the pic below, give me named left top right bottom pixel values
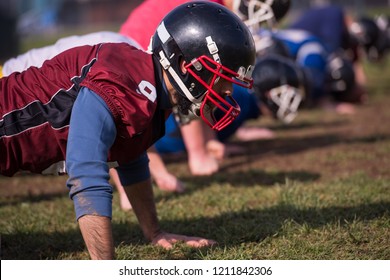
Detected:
left=0, top=1, right=255, bottom=259
left=325, top=52, right=357, bottom=103
left=119, top=0, right=292, bottom=188
left=119, top=0, right=234, bottom=183
left=349, top=16, right=390, bottom=62
left=269, top=29, right=328, bottom=107
left=288, top=2, right=369, bottom=107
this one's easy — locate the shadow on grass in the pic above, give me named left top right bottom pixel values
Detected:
left=2, top=201, right=388, bottom=259
left=214, top=132, right=390, bottom=173
left=240, top=132, right=390, bottom=157
left=0, top=219, right=147, bottom=260
left=184, top=169, right=319, bottom=187
left=143, top=201, right=390, bottom=257
left=159, top=169, right=321, bottom=203
left=0, top=192, right=69, bottom=207
left=0, top=167, right=320, bottom=207
left=161, top=132, right=390, bottom=169
left=1, top=228, right=86, bottom=260
left=263, top=118, right=350, bottom=131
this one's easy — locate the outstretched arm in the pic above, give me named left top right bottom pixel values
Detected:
left=124, top=178, right=161, bottom=241
left=124, top=178, right=217, bottom=249
left=66, top=88, right=117, bottom=259
left=180, top=119, right=219, bottom=175
left=114, top=152, right=215, bottom=248
left=147, top=145, right=185, bottom=193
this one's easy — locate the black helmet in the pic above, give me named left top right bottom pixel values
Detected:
left=325, top=53, right=356, bottom=101
left=374, top=15, right=390, bottom=60
left=151, top=1, right=256, bottom=131
left=252, top=54, right=306, bottom=123
left=349, top=17, right=388, bottom=61
left=233, top=0, right=291, bottom=30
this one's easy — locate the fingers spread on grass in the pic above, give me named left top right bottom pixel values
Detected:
left=152, top=233, right=216, bottom=249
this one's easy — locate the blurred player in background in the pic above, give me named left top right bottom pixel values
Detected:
left=1, top=32, right=141, bottom=75
left=288, top=1, right=369, bottom=108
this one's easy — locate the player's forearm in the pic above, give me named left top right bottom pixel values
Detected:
left=78, top=215, right=115, bottom=260
left=124, top=178, right=162, bottom=241
left=147, top=148, right=170, bottom=176
left=180, top=120, right=208, bottom=156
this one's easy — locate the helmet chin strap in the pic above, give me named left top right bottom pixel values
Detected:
left=155, top=21, right=202, bottom=103
left=158, top=49, right=203, bottom=125
left=158, top=50, right=203, bottom=104
left=172, top=104, right=199, bottom=125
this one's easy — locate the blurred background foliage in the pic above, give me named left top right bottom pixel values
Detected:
left=0, top=0, right=389, bottom=61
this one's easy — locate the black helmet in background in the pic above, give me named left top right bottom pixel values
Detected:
left=252, top=54, right=306, bottom=123
left=349, top=16, right=389, bottom=61
left=325, top=52, right=356, bottom=102
left=374, top=15, right=390, bottom=60
left=233, top=0, right=291, bottom=30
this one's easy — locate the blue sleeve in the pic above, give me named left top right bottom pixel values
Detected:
left=66, top=87, right=116, bottom=220
left=115, top=152, right=150, bottom=186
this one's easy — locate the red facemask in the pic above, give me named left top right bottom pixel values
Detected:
left=185, top=55, right=253, bottom=131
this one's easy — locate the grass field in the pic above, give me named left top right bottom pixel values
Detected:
left=1, top=44, right=390, bottom=260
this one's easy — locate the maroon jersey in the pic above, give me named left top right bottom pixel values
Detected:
left=0, top=43, right=169, bottom=176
